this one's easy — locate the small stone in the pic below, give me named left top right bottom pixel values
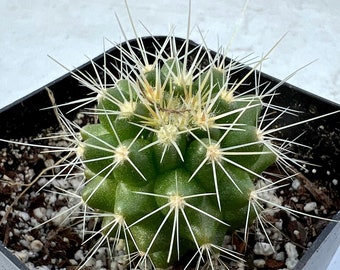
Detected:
left=19, top=239, right=30, bottom=249
left=110, top=261, right=118, bottom=270
left=84, top=257, right=96, bottom=266
left=291, top=179, right=300, bottom=190
left=286, top=257, right=299, bottom=269
left=274, top=251, right=285, bottom=261
left=275, top=219, right=283, bottom=230
left=33, top=207, right=46, bottom=219
left=271, top=231, right=282, bottom=241
left=253, top=259, right=266, bottom=268
left=44, top=158, right=55, bottom=168
left=37, top=177, right=48, bottom=187
left=115, top=239, right=125, bottom=251
left=304, top=202, right=317, bottom=212
left=223, top=235, right=232, bottom=245
left=69, top=259, right=78, bottom=265
left=74, top=249, right=84, bottom=261
left=52, top=206, right=70, bottom=226
left=17, top=211, right=30, bottom=221
left=285, top=242, right=298, bottom=258
left=290, top=196, right=299, bottom=203
left=30, top=239, right=44, bottom=252
left=285, top=242, right=299, bottom=269
left=255, top=230, right=265, bottom=241
left=95, top=260, right=104, bottom=268
left=63, top=237, right=69, bottom=243
left=25, top=234, right=34, bottom=242
left=14, top=250, right=29, bottom=263
left=254, top=242, right=274, bottom=256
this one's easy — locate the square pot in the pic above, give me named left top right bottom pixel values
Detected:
left=0, top=36, right=339, bottom=270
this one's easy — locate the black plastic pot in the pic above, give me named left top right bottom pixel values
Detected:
left=0, top=36, right=339, bottom=269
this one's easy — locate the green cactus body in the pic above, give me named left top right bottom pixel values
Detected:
left=77, top=46, right=277, bottom=268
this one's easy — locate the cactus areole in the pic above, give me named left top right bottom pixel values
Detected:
left=78, top=37, right=280, bottom=268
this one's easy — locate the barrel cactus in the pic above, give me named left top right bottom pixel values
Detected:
left=72, top=36, right=285, bottom=269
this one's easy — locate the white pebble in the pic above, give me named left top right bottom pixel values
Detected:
left=293, top=230, right=300, bottom=237
left=110, top=261, right=118, bottom=270
left=63, top=237, right=69, bottom=243
left=285, top=242, right=298, bottom=257
left=115, top=239, right=125, bottom=251
left=37, top=177, right=48, bottom=187
left=271, top=231, right=282, bottom=241
left=74, top=249, right=85, bottom=261
left=25, top=169, right=35, bottom=181
left=273, top=251, right=285, bottom=261
left=332, top=179, right=338, bottom=186
left=290, top=196, right=298, bottom=203
left=70, top=178, right=82, bottom=189
left=223, top=235, right=232, bottom=245
left=286, top=257, right=299, bottom=269
left=254, top=242, right=274, bottom=256
left=275, top=219, right=283, bottom=230
left=304, top=202, right=317, bottom=212
left=33, top=207, right=46, bottom=220
left=25, top=262, right=35, bottom=269
left=69, top=259, right=78, bottom=265
left=253, top=259, right=266, bottom=268
left=235, top=261, right=246, bottom=270
left=255, top=230, right=265, bottom=241
left=52, top=206, right=70, bottom=226
left=84, top=257, right=96, bottom=266
left=17, top=211, right=30, bottom=221
left=46, top=193, right=57, bottom=205
left=292, top=179, right=301, bottom=190
left=44, top=158, right=55, bottom=168
left=19, top=239, right=30, bottom=249
left=54, top=179, right=70, bottom=189
left=25, top=234, right=34, bottom=242
left=14, top=250, right=29, bottom=263
left=30, top=239, right=44, bottom=253
left=285, top=242, right=299, bottom=269
left=95, top=260, right=104, bottom=268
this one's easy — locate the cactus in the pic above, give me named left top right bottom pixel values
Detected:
left=55, top=26, right=340, bottom=268
left=71, top=35, right=295, bottom=269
